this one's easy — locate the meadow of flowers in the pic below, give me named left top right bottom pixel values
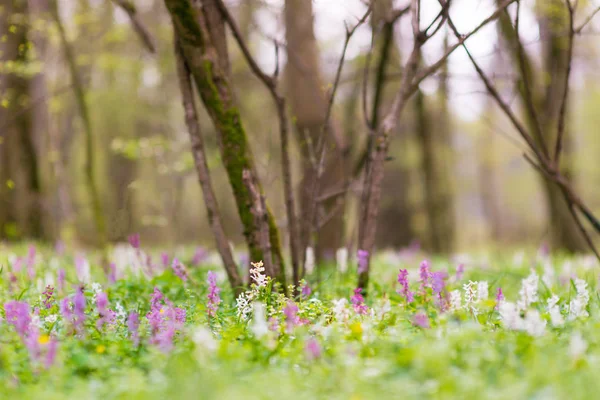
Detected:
left=2, top=239, right=600, bottom=399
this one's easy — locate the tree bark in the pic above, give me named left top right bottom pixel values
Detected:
left=0, top=0, right=45, bottom=240
left=174, top=37, right=243, bottom=294
left=51, top=0, right=108, bottom=247
left=164, top=0, right=286, bottom=283
left=496, top=0, right=587, bottom=251
left=284, top=0, right=347, bottom=263
left=415, top=40, right=455, bottom=254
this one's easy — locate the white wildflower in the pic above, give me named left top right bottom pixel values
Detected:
left=77, top=258, right=91, bottom=283
left=31, top=315, right=43, bottom=329
left=542, top=260, right=555, bottom=288
left=250, top=302, right=269, bottom=339
left=499, top=301, right=523, bottom=331
left=44, top=271, right=55, bottom=287
left=517, top=270, right=539, bottom=311
left=332, top=298, right=351, bottom=322
left=569, top=331, right=588, bottom=359
left=477, top=281, right=489, bottom=302
left=249, top=261, right=267, bottom=287
left=568, top=278, right=590, bottom=320
left=305, top=247, right=315, bottom=275
left=547, top=295, right=564, bottom=327
left=523, top=310, right=546, bottom=337
left=115, top=302, right=127, bottom=322
left=512, top=251, right=525, bottom=266
left=449, top=290, right=462, bottom=311
left=45, top=314, right=58, bottom=324
left=192, top=326, right=217, bottom=352
left=463, top=281, right=479, bottom=314
left=336, top=248, right=348, bottom=273
left=235, top=293, right=253, bottom=320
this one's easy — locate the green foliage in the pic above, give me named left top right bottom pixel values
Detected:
left=0, top=245, right=599, bottom=398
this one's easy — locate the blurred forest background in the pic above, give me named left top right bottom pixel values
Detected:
left=1, top=0, right=600, bottom=258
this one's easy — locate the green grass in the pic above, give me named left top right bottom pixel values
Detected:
left=0, top=244, right=599, bottom=399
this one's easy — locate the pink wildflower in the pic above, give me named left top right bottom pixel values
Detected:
left=351, top=288, right=368, bottom=315
left=206, top=271, right=221, bottom=317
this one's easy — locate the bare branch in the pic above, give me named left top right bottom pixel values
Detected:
left=555, top=0, right=576, bottom=165
left=111, top=0, right=156, bottom=53
left=575, top=5, right=600, bottom=33
left=410, top=0, right=517, bottom=96
left=513, top=1, right=548, bottom=158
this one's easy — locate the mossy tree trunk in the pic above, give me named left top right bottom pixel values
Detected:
left=164, top=0, right=286, bottom=283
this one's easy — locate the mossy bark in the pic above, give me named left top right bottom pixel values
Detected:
left=165, top=0, right=286, bottom=282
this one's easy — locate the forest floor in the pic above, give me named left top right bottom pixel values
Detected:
left=0, top=243, right=599, bottom=399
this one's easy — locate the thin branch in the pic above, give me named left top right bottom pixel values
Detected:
left=513, top=1, right=548, bottom=158
left=215, top=0, right=300, bottom=285
left=575, top=5, right=600, bottom=33
left=410, top=0, right=517, bottom=96
left=554, top=0, right=576, bottom=165
left=110, top=0, right=156, bottom=53
left=174, top=35, right=243, bottom=294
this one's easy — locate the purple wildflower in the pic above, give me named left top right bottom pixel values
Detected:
left=305, top=338, right=322, bottom=360
left=12, top=257, right=23, bottom=273
left=108, top=262, right=117, bottom=284
left=161, top=253, right=170, bottom=268
left=8, top=272, right=17, bottom=295
left=283, top=301, right=300, bottom=333
left=495, top=287, right=504, bottom=310
left=412, top=312, right=430, bottom=329
left=432, top=271, right=448, bottom=309
left=192, top=247, right=207, bottom=266
left=357, top=250, right=369, bottom=274
left=60, top=297, right=72, bottom=320
left=45, top=338, right=58, bottom=368
left=96, top=292, right=116, bottom=330
left=397, top=269, right=414, bottom=303
left=456, top=263, right=465, bottom=281
left=128, top=233, right=140, bottom=249
left=268, top=317, right=280, bottom=332
left=42, top=285, right=55, bottom=309
left=301, top=283, right=312, bottom=298
left=432, top=271, right=447, bottom=295
left=206, top=271, right=221, bottom=317
left=75, top=255, right=89, bottom=283
left=146, top=288, right=185, bottom=352
left=351, top=288, right=369, bottom=315
left=127, top=312, right=140, bottom=347
left=57, top=269, right=66, bottom=293
left=419, top=260, right=432, bottom=291
left=72, top=287, right=86, bottom=334
left=171, top=258, right=189, bottom=282
left=4, top=301, right=31, bottom=338
left=55, top=240, right=65, bottom=256
left=26, top=245, right=36, bottom=281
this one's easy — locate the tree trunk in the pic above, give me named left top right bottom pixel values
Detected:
left=415, top=40, right=455, bottom=254
left=164, top=0, right=286, bottom=283
left=0, top=0, right=45, bottom=240
left=284, top=0, right=346, bottom=263
left=496, top=0, right=586, bottom=252
left=51, top=0, right=108, bottom=247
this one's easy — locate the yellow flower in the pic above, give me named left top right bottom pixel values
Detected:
left=349, top=322, right=363, bottom=335
left=96, top=345, right=106, bottom=354
left=38, top=335, right=50, bottom=345
left=159, top=308, right=165, bottom=314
